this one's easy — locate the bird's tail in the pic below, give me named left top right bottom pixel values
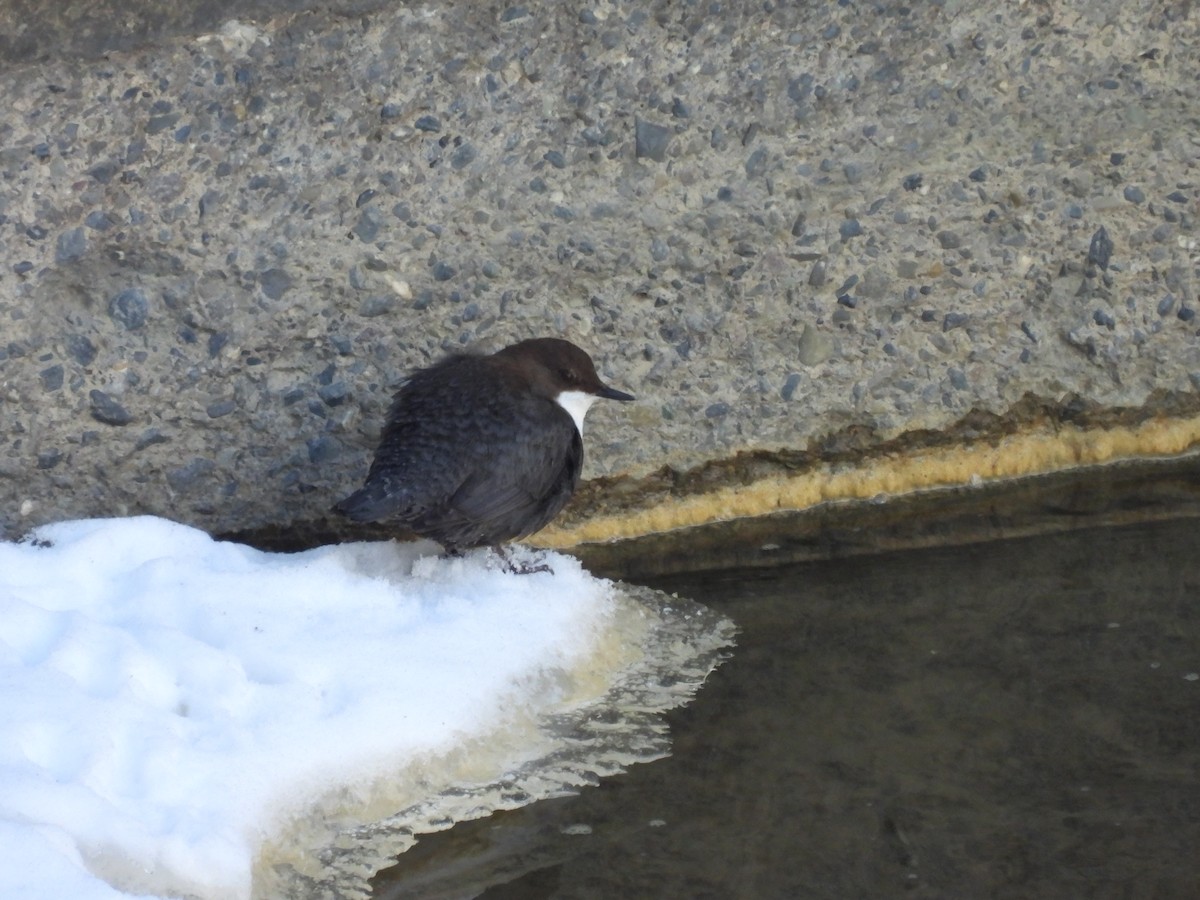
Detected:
left=333, top=483, right=401, bottom=522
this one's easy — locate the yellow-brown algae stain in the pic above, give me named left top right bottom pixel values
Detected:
left=534, top=413, right=1200, bottom=549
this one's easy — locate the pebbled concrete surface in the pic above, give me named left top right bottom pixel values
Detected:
left=0, top=0, right=1197, bottom=539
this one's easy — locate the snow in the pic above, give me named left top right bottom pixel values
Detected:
left=0, top=516, right=655, bottom=900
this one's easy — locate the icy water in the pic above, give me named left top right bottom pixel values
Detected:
left=370, top=462, right=1200, bottom=899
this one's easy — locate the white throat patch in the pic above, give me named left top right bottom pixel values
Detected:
left=555, top=390, right=597, bottom=435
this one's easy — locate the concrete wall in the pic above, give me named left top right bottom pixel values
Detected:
left=1, top=0, right=1197, bottom=541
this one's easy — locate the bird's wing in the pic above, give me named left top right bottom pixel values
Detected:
left=446, top=418, right=581, bottom=540
left=340, top=357, right=486, bottom=523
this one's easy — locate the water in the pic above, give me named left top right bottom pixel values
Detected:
left=370, top=462, right=1200, bottom=899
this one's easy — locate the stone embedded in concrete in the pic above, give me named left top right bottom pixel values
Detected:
left=89, top=391, right=133, bottom=426
left=108, top=289, right=150, bottom=331
left=634, top=117, right=672, bottom=162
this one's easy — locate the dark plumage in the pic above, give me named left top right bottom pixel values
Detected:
left=334, top=338, right=634, bottom=553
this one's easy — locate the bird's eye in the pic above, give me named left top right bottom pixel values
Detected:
left=560, top=368, right=578, bottom=383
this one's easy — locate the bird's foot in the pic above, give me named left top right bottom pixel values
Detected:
left=490, top=545, right=554, bottom=575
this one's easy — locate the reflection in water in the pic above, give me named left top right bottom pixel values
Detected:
left=374, top=472, right=1200, bottom=898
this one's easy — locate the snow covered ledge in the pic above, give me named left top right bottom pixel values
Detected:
left=0, top=517, right=734, bottom=900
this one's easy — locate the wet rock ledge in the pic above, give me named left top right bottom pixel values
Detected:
left=0, top=0, right=1198, bottom=545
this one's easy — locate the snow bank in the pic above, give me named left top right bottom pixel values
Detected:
left=0, top=517, right=732, bottom=899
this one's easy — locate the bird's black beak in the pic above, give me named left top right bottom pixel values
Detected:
left=597, top=384, right=635, bottom=402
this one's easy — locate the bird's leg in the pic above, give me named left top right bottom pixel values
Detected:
left=492, top=544, right=554, bottom=575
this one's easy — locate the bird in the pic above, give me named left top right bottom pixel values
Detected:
left=334, top=337, right=634, bottom=568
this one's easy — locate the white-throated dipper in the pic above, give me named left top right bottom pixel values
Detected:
left=334, top=338, right=634, bottom=564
